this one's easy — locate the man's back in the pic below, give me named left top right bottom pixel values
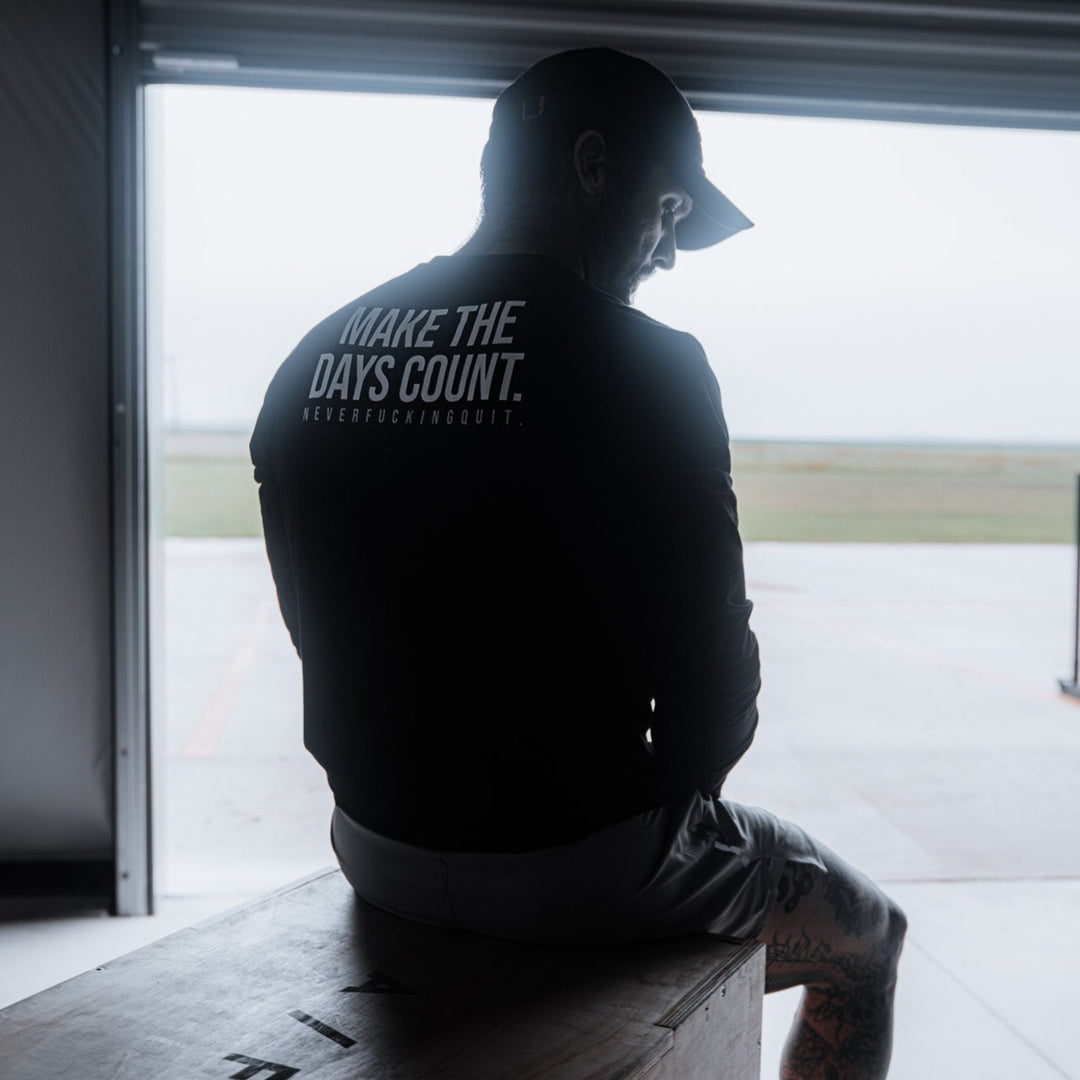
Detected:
left=252, top=48, right=908, bottom=1077
left=252, top=251, right=759, bottom=851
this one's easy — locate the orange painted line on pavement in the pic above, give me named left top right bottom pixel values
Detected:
left=182, top=598, right=277, bottom=760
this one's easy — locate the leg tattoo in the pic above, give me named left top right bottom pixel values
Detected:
left=777, top=864, right=815, bottom=915
left=764, top=860, right=906, bottom=1079
left=823, top=872, right=879, bottom=939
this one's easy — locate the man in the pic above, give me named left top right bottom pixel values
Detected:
left=252, top=47, right=906, bottom=1080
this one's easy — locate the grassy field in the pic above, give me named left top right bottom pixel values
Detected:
left=165, top=433, right=1080, bottom=543
left=731, top=441, right=1080, bottom=543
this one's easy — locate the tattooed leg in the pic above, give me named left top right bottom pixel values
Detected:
left=759, top=850, right=906, bottom=1080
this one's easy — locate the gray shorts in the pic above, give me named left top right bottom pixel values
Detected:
left=331, top=792, right=826, bottom=944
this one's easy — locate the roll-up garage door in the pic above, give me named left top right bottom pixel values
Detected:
left=137, top=1, right=1080, bottom=129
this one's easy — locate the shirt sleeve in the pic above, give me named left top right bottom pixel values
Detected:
left=250, top=391, right=302, bottom=656
left=624, top=334, right=760, bottom=796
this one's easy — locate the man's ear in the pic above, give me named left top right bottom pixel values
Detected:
left=572, top=130, right=609, bottom=197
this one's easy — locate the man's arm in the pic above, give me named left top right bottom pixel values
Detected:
left=646, top=469, right=760, bottom=796
left=250, top=406, right=301, bottom=656
left=630, top=338, right=761, bottom=797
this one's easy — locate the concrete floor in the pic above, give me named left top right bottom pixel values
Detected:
left=2, top=538, right=1078, bottom=1078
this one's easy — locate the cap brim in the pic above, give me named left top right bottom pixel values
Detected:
left=676, top=174, right=753, bottom=250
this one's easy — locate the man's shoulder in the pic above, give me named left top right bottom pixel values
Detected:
left=304, top=259, right=449, bottom=336
left=616, top=303, right=706, bottom=359
left=581, top=294, right=711, bottom=390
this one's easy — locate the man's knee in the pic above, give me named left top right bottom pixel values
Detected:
left=843, top=881, right=906, bottom=970
left=767, top=857, right=905, bottom=957
left=882, top=896, right=907, bottom=966
left=762, top=854, right=906, bottom=1001
left=842, top=888, right=906, bottom=990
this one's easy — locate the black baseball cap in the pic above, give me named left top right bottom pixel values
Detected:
left=487, top=47, right=752, bottom=250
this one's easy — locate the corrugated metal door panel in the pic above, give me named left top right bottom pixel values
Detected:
left=135, top=0, right=1080, bottom=128
left=0, top=1, right=114, bottom=862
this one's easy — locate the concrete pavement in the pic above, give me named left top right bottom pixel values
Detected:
left=2, top=538, right=1077, bottom=1077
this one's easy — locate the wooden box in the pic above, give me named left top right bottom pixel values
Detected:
left=0, top=868, right=764, bottom=1079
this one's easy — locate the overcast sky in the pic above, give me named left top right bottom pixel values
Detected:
left=148, top=84, right=1080, bottom=444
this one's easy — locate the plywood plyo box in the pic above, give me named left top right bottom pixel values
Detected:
left=0, top=869, right=764, bottom=1079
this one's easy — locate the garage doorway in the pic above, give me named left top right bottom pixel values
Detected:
left=144, top=82, right=1080, bottom=912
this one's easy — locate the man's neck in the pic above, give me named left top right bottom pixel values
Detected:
left=455, top=205, right=630, bottom=304
left=456, top=211, right=585, bottom=281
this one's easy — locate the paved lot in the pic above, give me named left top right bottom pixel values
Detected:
left=3, top=539, right=1078, bottom=1077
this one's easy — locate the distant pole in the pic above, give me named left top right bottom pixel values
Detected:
left=1061, top=473, right=1080, bottom=700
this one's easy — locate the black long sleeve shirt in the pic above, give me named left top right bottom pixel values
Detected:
left=250, top=253, right=759, bottom=851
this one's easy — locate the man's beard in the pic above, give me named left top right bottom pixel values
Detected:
left=579, top=186, right=645, bottom=305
